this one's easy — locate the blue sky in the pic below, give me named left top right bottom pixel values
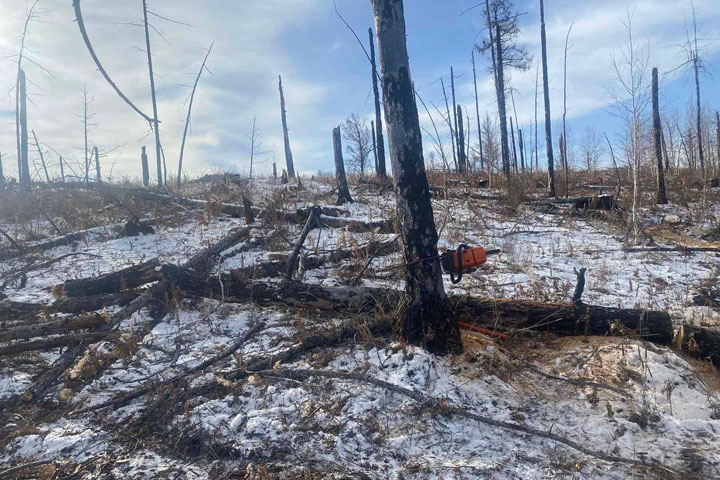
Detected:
left=1, top=0, right=719, bottom=181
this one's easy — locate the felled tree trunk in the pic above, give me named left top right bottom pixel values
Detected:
left=53, top=260, right=161, bottom=298
left=333, top=127, right=353, bottom=205
left=371, top=0, right=461, bottom=355
left=675, top=324, right=720, bottom=364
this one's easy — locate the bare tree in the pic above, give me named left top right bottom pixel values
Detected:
left=31, top=130, right=50, bottom=183
left=0, top=152, right=5, bottom=188
left=94, top=146, right=101, bottom=182
left=80, top=86, right=95, bottom=184
left=342, top=113, right=373, bottom=177
left=652, top=68, right=668, bottom=204
left=580, top=126, right=602, bottom=172
left=477, top=0, right=532, bottom=179
left=456, top=105, right=467, bottom=173
left=278, top=75, right=296, bottom=180
left=15, top=1, right=40, bottom=181
left=247, top=116, right=271, bottom=180
left=371, top=0, right=461, bottom=355
left=540, top=0, right=556, bottom=197
left=440, top=77, right=457, bottom=170
left=610, top=9, right=650, bottom=237
left=178, top=43, right=214, bottom=188
left=142, top=0, right=163, bottom=187
left=141, top=146, right=149, bottom=187
left=562, top=23, right=574, bottom=198
left=482, top=113, right=500, bottom=184
left=333, top=126, right=353, bottom=204
left=19, top=69, right=30, bottom=186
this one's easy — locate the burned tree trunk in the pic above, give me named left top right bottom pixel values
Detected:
left=451, top=67, right=460, bottom=172
left=141, top=146, right=149, bottom=188
left=495, top=24, right=510, bottom=177
left=19, top=69, right=30, bottom=186
left=0, top=151, right=5, bottom=188
left=279, top=75, right=296, bottom=179
left=371, top=120, right=378, bottom=172
left=540, top=0, right=556, bottom=197
left=559, top=134, right=567, bottom=198
left=472, top=49, right=484, bottom=170
left=652, top=68, right=668, bottom=204
left=32, top=130, right=50, bottom=183
left=456, top=105, right=467, bottom=174
left=518, top=128, right=526, bottom=171
left=142, top=0, right=163, bottom=188
left=369, top=27, right=387, bottom=179
left=371, top=0, right=461, bottom=355
left=94, top=146, right=101, bottom=182
left=333, top=127, right=353, bottom=205
left=694, top=57, right=704, bottom=173
left=510, top=116, right=518, bottom=173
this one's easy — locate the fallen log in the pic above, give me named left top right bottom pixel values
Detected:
left=184, top=226, right=251, bottom=275
left=0, top=330, right=117, bottom=357
left=0, top=293, right=136, bottom=325
left=0, top=314, right=108, bottom=343
left=526, top=195, right=619, bottom=211
left=53, top=260, right=161, bottom=298
left=159, top=265, right=674, bottom=345
left=675, top=324, right=720, bottom=364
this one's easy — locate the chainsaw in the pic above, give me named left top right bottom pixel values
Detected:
left=440, top=244, right=501, bottom=284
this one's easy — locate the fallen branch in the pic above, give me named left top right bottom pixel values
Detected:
left=69, top=320, right=265, bottom=415
left=0, top=330, right=118, bottom=357
left=0, top=314, right=108, bottom=343
left=260, top=368, right=680, bottom=475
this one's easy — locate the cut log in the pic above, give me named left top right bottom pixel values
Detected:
left=159, top=265, right=674, bottom=346
left=675, top=324, right=720, bottom=364
left=0, top=293, right=136, bottom=325
left=54, top=260, right=162, bottom=298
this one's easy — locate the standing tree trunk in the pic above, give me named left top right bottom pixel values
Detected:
left=371, top=0, right=461, bottom=355
left=371, top=120, right=378, bottom=172
left=59, top=156, right=65, bottom=183
left=178, top=43, right=213, bottom=189
left=652, top=68, right=668, bottom=204
left=534, top=61, right=539, bottom=172
left=495, top=24, right=510, bottom=177
left=450, top=67, right=460, bottom=171
left=141, top=146, right=149, bottom=188
left=510, top=117, right=518, bottom=173
left=456, top=105, right=467, bottom=173
left=142, top=0, right=163, bottom=188
left=441, top=78, right=457, bottom=171
left=716, top=112, right=720, bottom=177
left=562, top=23, right=573, bottom=197
left=333, top=127, right=353, bottom=205
left=83, top=87, right=90, bottom=184
left=278, top=75, right=296, bottom=179
left=19, top=69, right=30, bottom=187
left=519, top=128, right=526, bottom=171
left=693, top=58, right=704, bottom=173
left=0, top=151, right=5, bottom=188
left=369, top=28, right=387, bottom=179
left=661, top=121, right=670, bottom=171
left=32, top=130, right=50, bottom=183
left=540, top=0, right=556, bottom=197
left=94, top=146, right=101, bottom=182
left=559, top=134, right=567, bottom=197
left=471, top=50, right=484, bottom=171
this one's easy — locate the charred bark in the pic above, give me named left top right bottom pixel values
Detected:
left=652, top=68, right=668, bottom=204
left=540, top=0, right=556, bottom=197
left=371, top=0, right=461, bottom=355
left=333, top=127, right=353, bottom=205
left=279, top=76, right=296, bottom=179
left=495, top=24, right=510, bottom=177
left=369, top=27, right=387, bottom=179
left=456, top=105, right=467, bottom=173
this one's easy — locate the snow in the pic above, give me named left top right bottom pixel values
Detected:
left=1, top=178, right=719, bottom=478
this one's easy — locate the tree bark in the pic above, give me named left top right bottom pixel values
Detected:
left=495, top=24, right=510, bottom=177
left=279, top=75, right=296, bottom=179
left=0, top=151, right=5, bottom=188
left=94, top=146, right=101, bottom=182
left=518, top=128, right=526, bottom=171
left=369, top=28, right=387, bottom=179
left=510, top=116, right=518, bottom=173
left=540, top=0, right=556, bottom=197
left=333, top=127, right=353, bottom=204
left=441, top=78, right=457, bottom=171
left=19, top=69, right=30, bottom=186
left=456, top=105, right=467, bottom=173
left=652, top=68, right=668, bottom=204
left=694, top=57, right=704, bottom=173
left=371, top=0, right=461, bottom=355
left=451, top=66, right=460, bottom=172
left=142, top=0, right=163, bottom=188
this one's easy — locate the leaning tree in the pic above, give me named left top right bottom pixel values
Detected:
left=370, top=0, right=461, bottom=355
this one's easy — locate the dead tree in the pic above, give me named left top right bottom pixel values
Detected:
left=141, top=146, right=149, bottom=188
left=371, top=0, right=461, bottom=355
left=510, top=116, right=518, bottom=172
left=456, top=105, right=467, bottom=173
left=559, top=134, right=567, bottom=197
left=343, top=113, right=373, bottom=177
left=142, top=0, right=163, bottom=187
left=278, top=75, right=296, bottom=179
left=451, top=67, right=461, bottom=171
left=19, top=69, right=30, bottom=186
left=683, top=2, right=706, bottom=173
left=73, top=0, right=154, bottom=123
left=178, top=43, right=213, bottom=188
left=534, top=60, right=539, bottom=171
left=59, top=156, right=65, bottom=183
left=368, top=27, right=387, bottom=179
left=371, top=120, right=378, bottom=171
left=562, top=23, right=573, bottom=197
left=441, top=77, right=457, bottom=170
left=518, top=127, right=525, bottom=171
left=652, top=68, right=668, bottom=204
left=540, top=0, right=556, bottom=197
left=471, top=50, right=484, bottom=170
left=0, top=152, right=5, bottom=188
left=81, top=86, right=93, bottom=184
left=94, top=146, right=101, bottom=182
left=31, top=130, right=50, bottom=183
left=495, top=24, right=510, bottom=175
left=333, top=126, right=353, bottom=205
left=15, top=1, right=39, bottom=183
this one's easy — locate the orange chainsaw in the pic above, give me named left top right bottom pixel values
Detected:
left=440, top=244, right=500, bottom=284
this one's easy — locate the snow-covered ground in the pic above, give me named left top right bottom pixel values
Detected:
left=1, top=178, right=719, bottom=479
